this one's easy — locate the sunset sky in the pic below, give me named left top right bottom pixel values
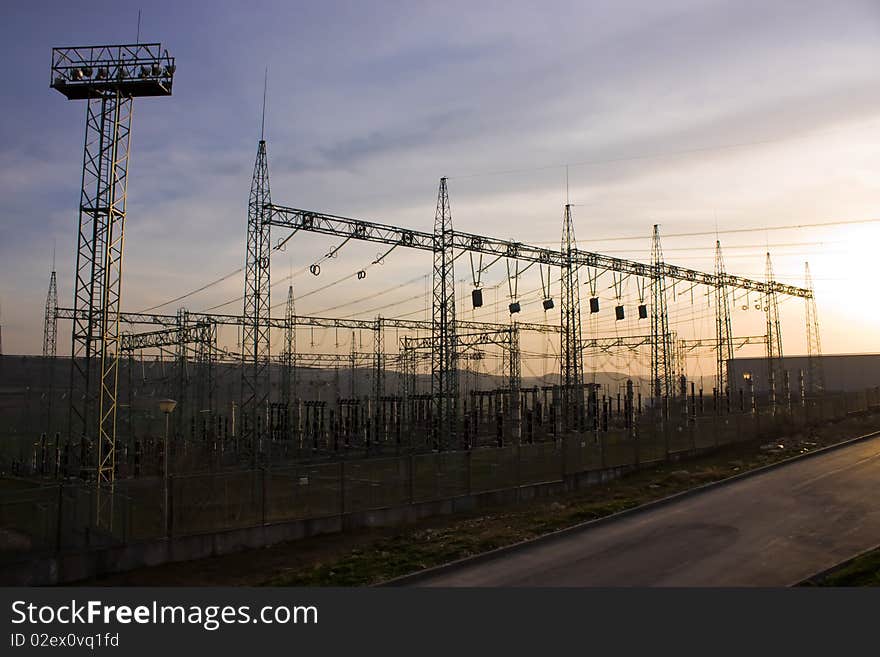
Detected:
left=2, top=0, right=879, bottom=380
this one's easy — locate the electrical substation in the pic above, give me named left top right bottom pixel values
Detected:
left=3, top=37, right=878, bottom=579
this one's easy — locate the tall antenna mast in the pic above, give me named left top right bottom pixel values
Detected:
left=260, top=67, right=268, bottom=141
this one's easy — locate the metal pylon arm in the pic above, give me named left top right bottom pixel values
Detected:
left=266, top=203, right=811, bottom=298
left=57, top=306, right=559, bottom=335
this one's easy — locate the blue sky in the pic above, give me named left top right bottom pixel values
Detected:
left=2, top=0, right=880, bottom=371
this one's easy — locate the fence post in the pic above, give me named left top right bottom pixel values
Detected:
left=167, top=475, right=174, bottom=539
left=261, top=467, right=267, bottom=526
left=408, top=454, right=414, bottom=504
left=55, top=482, right=63, bottom=552
left=516, top=442, right=522, bottom=500
left=339, top=460, right=345, bottom=516
left=561, top=434, right=567, bottom=481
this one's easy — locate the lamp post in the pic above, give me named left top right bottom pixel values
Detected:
left=159, top=399, right=177, bottom=537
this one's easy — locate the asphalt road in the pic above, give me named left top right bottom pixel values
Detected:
left=410, top=435, right=880, bottom=586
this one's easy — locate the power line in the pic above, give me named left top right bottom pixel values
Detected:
left=549, top=218, right=880, bottom=244
left=139, top=267, right=243, bottom=312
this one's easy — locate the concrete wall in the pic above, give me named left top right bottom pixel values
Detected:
left=728, top=354, right=880, bottom=394
left=0, top=461, right=645, bottom=586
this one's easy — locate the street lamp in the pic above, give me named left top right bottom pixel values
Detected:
left=159, top=399, right=177, bottom=537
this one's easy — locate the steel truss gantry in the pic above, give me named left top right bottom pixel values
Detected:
left=264, top=192, right=811, bottom=437
left=264, top=204, right=812, bottom=298
left=50, top=43, right=175, bottom=500
left=120, top=314, right=217, bottom=427
left=56, top=307, right=558, bottom=335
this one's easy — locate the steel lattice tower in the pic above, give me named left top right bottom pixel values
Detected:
left=241, top=138, right=272, bottom=463
left=560, top=204, right=584, bottom=429
left=651, top=225, right=673, bottom=399
left=42, top=268, right=59, bottom=439
left=281, top=284, right=296, bottom=439
left=714, top=241, right=733, bottom=400
left=373, top=317, right=385, bottom=414
left=51, top=44, right=175, bottom=492
left=43, top=268, right=58, bottom=358
left=764, top=253, right=784, bottom=404
left=349, top=331, right=358, bottom=399
left=804, top=262, right=824, bottom=395
left=431, top=178, right=458, bottom=450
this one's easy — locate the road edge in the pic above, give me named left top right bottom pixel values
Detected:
left=378, top=427, right=880, bottom=586
left=793, top=542, right=880, bottom=587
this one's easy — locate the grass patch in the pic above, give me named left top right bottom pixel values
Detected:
left=800, top=547, right=880, bottom=587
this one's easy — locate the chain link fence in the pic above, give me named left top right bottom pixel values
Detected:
left=3, top=387, right=879, bottom=566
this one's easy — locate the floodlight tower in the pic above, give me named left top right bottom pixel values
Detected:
left=51, top=43, right=175, bottom=489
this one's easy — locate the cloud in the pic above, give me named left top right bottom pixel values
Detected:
left=3, top=0, right=880, bottom=356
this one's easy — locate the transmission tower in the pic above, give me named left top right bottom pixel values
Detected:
left=560, top=204, right=584, bottom=430
left=804, top=262, right=824, bottom=395
left=764, top=253, right=783, bottom=405
left=651, top=225, right=673, bottom=399
left=281, top=284, right=296, bottom=439
left=714, top=241, right=733, bottom=400
left=349, top=331, right=357, bottom=398
left=43, top=267, right=58, bottom=358
left=42, top=267, right=60, bottom=438
left=240, top=135, right=272, bottom=463
left=51, top=43, right=175, bottom=493
left=431, top=177, right=458, bottom=450
left=373, top=317, right=385, bottom=414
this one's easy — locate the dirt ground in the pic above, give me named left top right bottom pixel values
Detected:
left=79, top=412, right=880, bottom=586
